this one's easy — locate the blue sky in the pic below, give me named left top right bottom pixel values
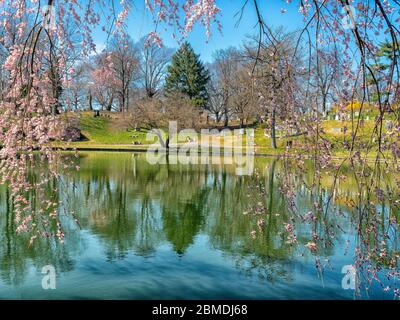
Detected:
left=93, top=0, right=305, bottom=62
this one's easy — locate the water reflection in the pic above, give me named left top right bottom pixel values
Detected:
left=0, top=152, right=397, bottom=299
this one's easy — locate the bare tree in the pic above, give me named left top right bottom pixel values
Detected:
left=90, top=53, right=118, bottom=111
left=108, top=35, right=140, bottom=112
left=206, top=74, right=225, bottom=123
left=129, top=93, right=201, bottom=149
left=137, top=36, right=172, bottom=98
left=308, top=48, right=340, bottom=114
left=230, top=66, right=257, bottom=127
left=66, top=62, right=89, bottom=111
left=212, top=48, right=241, bottom=127
left=244, top=30, right=302, bottom=148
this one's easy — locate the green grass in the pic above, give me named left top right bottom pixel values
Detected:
left=321, top=120, right=376, bottom=143
left=78, top=113, right=149, bottom=145
left=59, top=112, right=393, bottom=160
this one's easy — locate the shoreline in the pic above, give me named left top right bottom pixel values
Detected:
left=54, top=144, right=393, bottom=162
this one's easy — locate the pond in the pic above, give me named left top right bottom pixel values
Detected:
left=0, top=152, right=396, bottom=299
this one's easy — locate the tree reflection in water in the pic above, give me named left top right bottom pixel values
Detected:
left=0, top=152, right=397, bottom=297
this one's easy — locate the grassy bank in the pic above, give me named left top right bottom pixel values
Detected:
left=60, top=112, right=392, bottom=159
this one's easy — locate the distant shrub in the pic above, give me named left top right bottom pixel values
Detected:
left=60, top=116, right=82, bottom=141
left=331, top=101, right=377, bottom=114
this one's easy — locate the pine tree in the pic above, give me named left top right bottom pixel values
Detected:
left=368, top=40, right=400, bottom=105
left=164, top=42, right=210, bottom=107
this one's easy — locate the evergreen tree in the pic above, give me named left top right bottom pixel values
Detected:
left=368, top=40, right=399, bottom=105
left=164, top=42, right=210, bottom=107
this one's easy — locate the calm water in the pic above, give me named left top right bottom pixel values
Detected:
left=0, top=152, right=395, bottom=299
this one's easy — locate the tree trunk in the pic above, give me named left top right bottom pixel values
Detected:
left=165, top=136, right=170, bottom=149
left=88, top=91, right=93, bottom=111
left=322, top=94, right=327, bottom=114
left=223, top=104, right=229, bottom=127
left=106, top=96, right=113, bottom=111
left=121, top=95, right=125, bottom=112
left=126, top=87, right=130, bottom=112
left=271, top=107, right=277, bottom=149
left=154, top=129, right=170, bottom=150
left=73, top=93, right=78, bottom=111
left=224, top=113, right=229, bottom=127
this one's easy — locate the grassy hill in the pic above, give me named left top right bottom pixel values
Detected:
left=74, top=112, right=150, bottom=147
